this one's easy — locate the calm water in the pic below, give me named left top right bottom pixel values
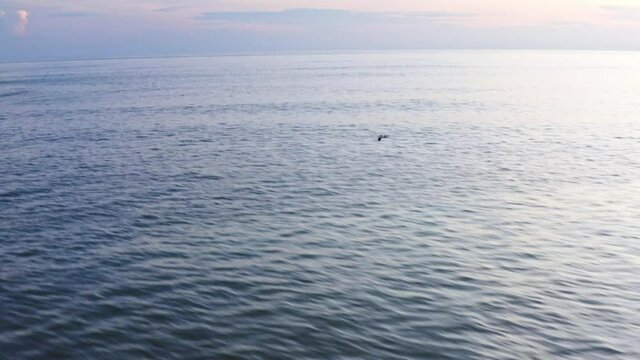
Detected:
left=1, top=51, right=640, bottom=359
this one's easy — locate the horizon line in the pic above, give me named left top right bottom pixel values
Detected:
left=1, top=47, right=639, bottom=65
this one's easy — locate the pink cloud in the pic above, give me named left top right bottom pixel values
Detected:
left=13, top=9, right=29, bottom=36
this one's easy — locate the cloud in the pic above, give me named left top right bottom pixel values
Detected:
left=0, top=10, right=6, bottom=19
left=201, top=21, right=303, bottom=32
left=13, top=9, right=28, bottom=36
left=602, top=5, right=640, bottom=21
left=543, top=21, right=593, bottom=28
left=195, top=8, right=357, bottom=23
left=385, top=11, right=474, bottom=20
left=195, top=8, right=472, bottom=31
left=5, top=3, right=640, bottom=62
left=153, top=6, right=188, bottom=13
left=195, top=9, right=354, bottom=32
left=52, top=12, right=102, bottom=18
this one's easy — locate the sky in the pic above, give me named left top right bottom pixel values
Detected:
left=1, top=0, right=640, bottom=61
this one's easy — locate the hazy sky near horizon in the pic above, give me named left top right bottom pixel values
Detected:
left=1, top=0, right=640, bottom=61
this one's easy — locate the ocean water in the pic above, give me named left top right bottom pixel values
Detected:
left=1, top=51, right=640, bottom=359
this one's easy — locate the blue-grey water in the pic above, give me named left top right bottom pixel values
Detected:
left=1, top=51, right=640, bottom=359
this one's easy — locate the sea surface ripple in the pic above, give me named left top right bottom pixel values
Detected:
left=1, top=51, right=640, bottom=359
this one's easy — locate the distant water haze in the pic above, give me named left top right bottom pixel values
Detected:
left=1, top=51, right=640, bottom=358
